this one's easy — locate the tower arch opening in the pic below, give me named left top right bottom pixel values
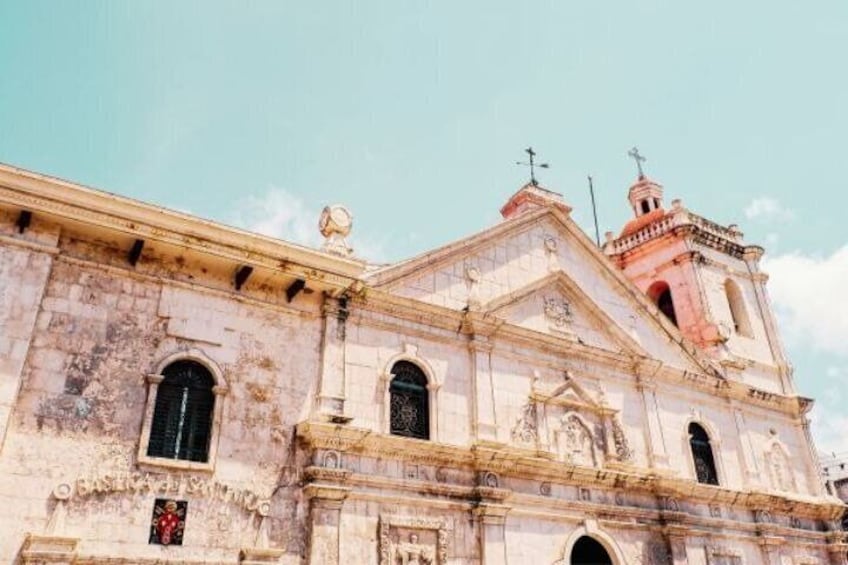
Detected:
left=647, top=280, right=678, bottom=327
left=724, top=279, right=752, bottom=337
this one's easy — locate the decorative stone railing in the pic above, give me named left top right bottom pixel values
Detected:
left=605, top=207, right=744, bottom=256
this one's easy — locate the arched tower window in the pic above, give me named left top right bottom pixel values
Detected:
left=724, top=279, right=752, bottom=337
left=689, top=422, right=719, bottom=485
left=389, top=361, right=430, bottom=440
left=570, top=536, right=613, bottom=565
left=147, top=360, right=215, bottom=462
left=647, top=281, right=678, bottom=327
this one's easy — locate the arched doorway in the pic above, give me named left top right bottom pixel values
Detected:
left=570, top=535, right=613, bottom=565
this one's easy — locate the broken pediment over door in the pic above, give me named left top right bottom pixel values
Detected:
left=519, top=372, right=632, bottom=467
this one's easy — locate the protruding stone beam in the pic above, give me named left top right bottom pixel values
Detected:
left=234, top=265, right=254, bottom=291
left=128, top=238, right=145, bottom=266
left=286, top=278, right=306, bottom=303
left=16, top=209, right=32, bottom=233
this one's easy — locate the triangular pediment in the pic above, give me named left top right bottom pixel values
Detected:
left=484, top=272, right=645, bottom=355
left=367, top=205, right=719, bottom=376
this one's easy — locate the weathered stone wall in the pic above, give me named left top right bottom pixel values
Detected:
left=0, top=218, right=324, bottom=562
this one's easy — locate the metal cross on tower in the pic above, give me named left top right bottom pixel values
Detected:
left=628, top=146, right=647, bottom=179
left=516, top=147, right=549, bottom=186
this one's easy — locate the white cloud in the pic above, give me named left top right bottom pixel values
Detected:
left=744, top=197, right=795, bottom=222
left=811, top=402, right=848, bottom=457
left=762, top=245, right=848, bottom=356
left=230, top=187, right=387, bottom=262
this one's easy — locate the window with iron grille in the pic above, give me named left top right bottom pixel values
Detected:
left=689, top=422, right=719, bottom=486
left=147, top=361, right=215, bottom=462
left=389, top=361, right=429, bottom=440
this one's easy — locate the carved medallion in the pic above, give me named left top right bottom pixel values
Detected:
left=543, top=296, right=573, bottom=327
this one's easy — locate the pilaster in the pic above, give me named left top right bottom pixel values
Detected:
left=637, top=379, right=669, bottom=468
left=304, top=464, right=351, bottom=565
left=316, top=296, right=349, bottom=419
left=662, top=525, right=688, bottom=565
left=469, top=336, right=498, bottom=442
left=473, top=503, right=510, bottom=565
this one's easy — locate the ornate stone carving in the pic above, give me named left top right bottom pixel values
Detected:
left=323, top=450, right=340, bottom=469
left=543, top=296, right=573, bottom=327
left=755, top=509, right=772, bottom=524
left=539, top=482, right=551, bottom=496
left=709, top=504, right=722, bottom=518
left=661, top=496, right=680, bottom=512
left=610, top=416, right=633, bottom=461
left=379, top=515, right=448, bottom=565
left=480, top=471, right=499, bottom=489
left=578, top=487, right=591, bottom=502
left=510, top=401, right=538, bottom=445
left=318, top=205, right=353, bottom=257
left=557, top=414, right=596, bottom=467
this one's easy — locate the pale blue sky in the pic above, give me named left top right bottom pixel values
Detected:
left=1, top=2, right=846, bottom=452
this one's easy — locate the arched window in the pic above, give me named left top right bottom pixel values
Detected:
left=724, top=279, right=752, bottom=337
left=640, top=200, right=650, bottom=215
left=389, top=361, right=429, bottom=440
left=570, top=536, right=613, bottom=565
left=647, top=280, right=678, bottom=327
left=689, top=422, right=719, bottom=485
left=147, top=360, right=215, bottom=462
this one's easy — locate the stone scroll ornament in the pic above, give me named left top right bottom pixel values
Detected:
left=149, top=498, right=187, bottom=546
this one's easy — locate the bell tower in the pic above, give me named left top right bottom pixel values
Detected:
left=603, top=154, right=793, bottom=394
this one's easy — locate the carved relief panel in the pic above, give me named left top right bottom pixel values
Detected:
left=379, top=515, right=448, bottom=565
left=520, top=372, right=632, bottom=468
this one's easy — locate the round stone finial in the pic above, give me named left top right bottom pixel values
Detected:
left=53, top=483, right=73, bottom=500
left=318, top=205, right=353, bottom=256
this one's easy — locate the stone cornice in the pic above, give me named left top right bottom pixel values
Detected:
left=0, top=163, right=364, bottom=289
left=296, top=422, right=844, bottom=520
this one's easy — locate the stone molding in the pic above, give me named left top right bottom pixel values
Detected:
left=0, top=165, right=364, bottom=286
left=297, top=421, right=845, bottom=521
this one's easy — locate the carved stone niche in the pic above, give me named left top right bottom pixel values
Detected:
left=379, top=515, right=448, bottom=565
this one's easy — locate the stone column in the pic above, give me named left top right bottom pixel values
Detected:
left=304, top=484, right=350, bottom=565
left=474, top=503, right=510, bottom=565
left=316, top=296, right=349, bottom=419
left=470, top=336, right=498, bottom=442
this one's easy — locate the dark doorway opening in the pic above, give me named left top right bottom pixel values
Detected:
left=571, top=536, right=613, bottom=565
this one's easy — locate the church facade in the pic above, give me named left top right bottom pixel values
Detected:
left=0, top=161, right=844, bottom=565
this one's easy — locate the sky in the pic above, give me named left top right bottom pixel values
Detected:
left=1, top=2, right=846, bottom=455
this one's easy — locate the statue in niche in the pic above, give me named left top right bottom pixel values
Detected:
left=393, top=532, right=434, bottom=565
left=559, top=415, right=595, bottom=467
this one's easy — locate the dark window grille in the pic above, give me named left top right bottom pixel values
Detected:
left=389, top=361, right=429, bottom=440
left=147, top=361, right=215, bottom=462
left=689, top=422, right=719, bottom=485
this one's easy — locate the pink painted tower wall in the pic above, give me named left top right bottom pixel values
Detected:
left=604, top=174, right=794, bottom=395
